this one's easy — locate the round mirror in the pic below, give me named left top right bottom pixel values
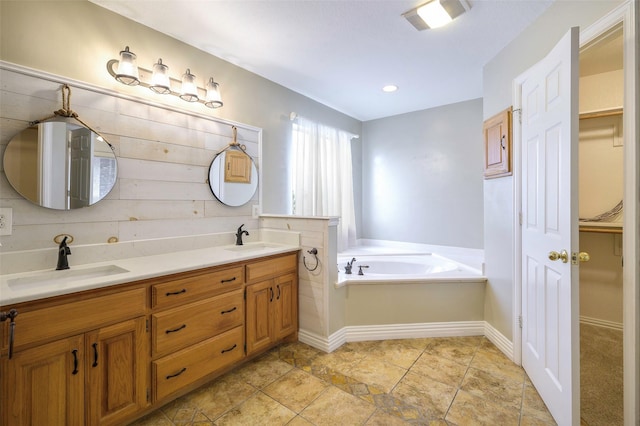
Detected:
left=3, top=121, right=118, bottom=210
left=208, top=149, right=258, bottom=206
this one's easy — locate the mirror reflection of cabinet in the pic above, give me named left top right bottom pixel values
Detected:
left=3, top=121, right=117, bottom=210
left=483, top=107, right=512, bottom=179
left=209, top=149, right=258, bottom=207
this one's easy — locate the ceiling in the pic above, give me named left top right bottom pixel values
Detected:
left=91, top=0, right=556, bottom=121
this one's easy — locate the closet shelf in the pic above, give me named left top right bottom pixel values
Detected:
left=579, top=221, right=623, bottom=234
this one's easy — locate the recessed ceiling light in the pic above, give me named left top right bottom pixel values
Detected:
left=382, top=85, right=398, bottom=93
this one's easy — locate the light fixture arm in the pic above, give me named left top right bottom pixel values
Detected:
left=106, top=53, right=223, bottom=109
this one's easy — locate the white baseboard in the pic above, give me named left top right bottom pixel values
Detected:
left=299, top=321, right=486, bottom=353
left=483, top=321, right=514, bottom=361
left=580, top=315, right=623, bottom=331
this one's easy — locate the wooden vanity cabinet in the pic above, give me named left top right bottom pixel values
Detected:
left=1, top=250, right=299, bottom=426
left=245, top=254, right=298, bottom=356
left=0, top=288, right=149, bottom=426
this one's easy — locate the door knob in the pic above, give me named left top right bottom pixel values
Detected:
left=548, top=250, right=569, bottom=263
left=573, top=251, right=591, bottom=262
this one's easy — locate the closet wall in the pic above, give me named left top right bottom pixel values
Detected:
left=578, top=66, right=624, bottom=327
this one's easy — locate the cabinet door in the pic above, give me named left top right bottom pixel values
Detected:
left=86, top=317, right=149, bottom=426
left=245, top=280, right=274, bottom=356
left=273, top=273, right=297, bottom=340
left=3, top=335, right=85, bottom=426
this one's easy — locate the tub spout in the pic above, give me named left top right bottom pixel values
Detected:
left=345, top=257, right=356, bottom=274
left=358, top=265, right=369, bottom=275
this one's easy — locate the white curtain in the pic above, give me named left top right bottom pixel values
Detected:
left=291, top=117, right=357, bottom=251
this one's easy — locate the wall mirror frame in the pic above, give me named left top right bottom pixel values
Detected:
left=208, top=126, right=258, bottom=207
left=3, top=84, right=118, bottom=210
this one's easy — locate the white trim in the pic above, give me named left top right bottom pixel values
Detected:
left=299, top=321, right=486, bottom=353
left=579, top=316, right=623, bottom=331
left=484, top=321, right=515, bottom=361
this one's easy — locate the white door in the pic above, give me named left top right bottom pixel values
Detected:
left=519, top=27, right=580, bottom=426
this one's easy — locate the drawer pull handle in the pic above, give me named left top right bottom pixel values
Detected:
left=270, top=287, right=274, bottom=302
left=166, top=367, right=187, bottom=379
left=166, top=289, right=186, bottom=296
left=221, top=277, right=237, bottom=283
left=165, top=324, right=187, bottom=334
left=221, top=344, right=237, bottom=354
left=221, top=307, right=237, bottom=315
left=277, top=285, right=281, bottom=300
left=92, top=343, right=98, bottom=367
left=71, top=349, right=79, bottom=375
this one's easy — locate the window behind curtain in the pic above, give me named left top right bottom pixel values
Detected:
left=291, top=117, right=356, bottom=251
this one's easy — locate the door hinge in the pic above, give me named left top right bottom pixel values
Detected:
left=244, top=343, right=247, bottom=354
left=518, top=315, right=523, bottom=329
left=519, top=212, right=523, bottom=226
left=244, top=288, right=246, bottom=300
left=146, top=319, right=149, bottom=333
left=513, top=108, right=522, bottom=124
left=146, top=388, right=150, bottom=402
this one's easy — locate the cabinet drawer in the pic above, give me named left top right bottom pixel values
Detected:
left=245, top=253, right=297, bottom=283
left=152, top=290, right=244, bottom=357
left=153, top=326, right=244, bottom=402
left=6, top=287, right=146, bottom=350
left=152, top=266, right=243, bottom=309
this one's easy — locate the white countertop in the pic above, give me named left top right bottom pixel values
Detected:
left=0, top=242, right=299, bottom=306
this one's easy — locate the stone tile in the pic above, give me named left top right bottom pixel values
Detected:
left=286, top=415, right=316, bottom=425
left=192, top=411, right=215, bottom=425
left=277, top=341, right=323, bottom=367
left=365, top=408, right=408, bottom=425
left=522, top=383, right=555, bottom=424
left=460, top=367, right=523, bottom=411
left=446, top=390, right=520, bottom=426
left=185, top=372, right=257, bottom=420
left=520, top=412, right=558, bottom=426
left=345, top=356, right=408, bottom=393
left=391, top=372, right=457, bottom=421
left=409, top=351, right=469, bottom=387
left=215, top=392, right=296, bottom=425
left=300, top=386, right=377, bottom=425
left=233, top=354, right=294, bottom=389
left=263, top=369, right=329, bottom=412
left=311, top=347, right=367, bottom=376
left=469, top=345, right=525, bottom=384
left=128, top=410, right=173, bottom=426
left=424, top=336, right=482, bottom=365
left=363, top=339, right=425, bottom=369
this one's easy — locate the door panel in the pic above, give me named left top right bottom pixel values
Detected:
left=520, top=27, right=580, bottom=426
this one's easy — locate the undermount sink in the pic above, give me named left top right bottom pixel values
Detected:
left=223, top=242, right=280, bottom=252
left=7, top=265, right=129, bottom=289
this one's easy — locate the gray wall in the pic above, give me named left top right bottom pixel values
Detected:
left=482, top=0, right=624, bottom=340
left=361, top=99, right=484, bottom=248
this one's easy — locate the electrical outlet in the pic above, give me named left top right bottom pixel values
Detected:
left=0, top=208, right=13, bottom=236
left=252, top=205, right=260, bottom=219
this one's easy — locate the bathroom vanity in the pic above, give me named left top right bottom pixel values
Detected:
left=0, top=249, right=298, bottom=426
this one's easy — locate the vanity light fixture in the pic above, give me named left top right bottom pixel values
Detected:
left=403, top=0, right=470, bottom=30
left=107, top=46, right=223, bottom=108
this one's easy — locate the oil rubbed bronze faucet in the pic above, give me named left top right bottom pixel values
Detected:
left=56, top=236, right=71, bottom=270
left=235, top=224, right=249, bottom=245
left=344, top=258, right=356, bottom=274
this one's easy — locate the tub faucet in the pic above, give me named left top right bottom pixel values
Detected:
left=344, top=258, right=356, bottom=274
left=358, top=265, right=369, bottom=275
left=235, top=224, right=249, bottom=245
left=56, top=236, right=71, bottom=270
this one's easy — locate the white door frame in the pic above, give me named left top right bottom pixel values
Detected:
left=512, top=1, right=638, bottom=424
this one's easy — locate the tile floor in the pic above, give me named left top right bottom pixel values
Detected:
left=130, top=336, right=556, bottom=425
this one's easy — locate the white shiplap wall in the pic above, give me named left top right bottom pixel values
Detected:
left=0, top=64, right=261, bottom=253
